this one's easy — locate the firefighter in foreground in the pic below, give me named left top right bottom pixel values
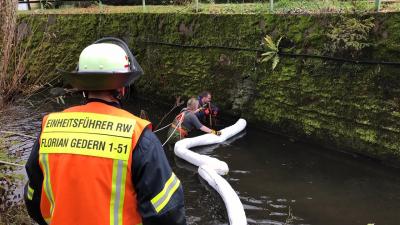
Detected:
left=167, top=97, right=221, bottom=143
left=24, top=38, right=187, bottom=225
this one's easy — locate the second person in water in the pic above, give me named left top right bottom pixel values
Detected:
left=167, top=97, right=221, bottom=143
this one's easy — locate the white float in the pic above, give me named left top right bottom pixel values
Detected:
left=174, top=118, right=247, bottom=175
left=199, top=165, right=247, bottom=225
left=174, top=118, right=247, bottom=225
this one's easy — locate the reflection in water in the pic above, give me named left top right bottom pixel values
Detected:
left=0, top=104, right=45, bottom=223
left=190, top=131, right=247, bottom=156
left=1, top=97, right=400, bottom=225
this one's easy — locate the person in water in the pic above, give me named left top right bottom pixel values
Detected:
left=167, top=97, right=221, bottom=143
left=195, top=91, right=219, bottom=127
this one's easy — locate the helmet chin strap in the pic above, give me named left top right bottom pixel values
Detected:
left=112, top=89, right=124, bottom=107
left=112, top=90, right=122, bottom=99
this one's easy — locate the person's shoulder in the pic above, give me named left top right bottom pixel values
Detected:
left=62, top=104, right=87, bottom=112
left=42, top=106, right=76, bottom=119
left=140, top=128, right=157, bottom=140
left=110, top=107, right=135, bottom=117
left=136, top=128, right=162, bottom=152
left=186, top=111, right=197, bottom=119
left=108, top=107, right=151, bottom=124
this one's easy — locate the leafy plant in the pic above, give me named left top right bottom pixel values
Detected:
left=261, top=35, right=283, bottom=70
left=326, top=16, right=374, bottom=57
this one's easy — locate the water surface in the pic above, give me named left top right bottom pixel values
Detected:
left=2, top=96, right=400, bottom=225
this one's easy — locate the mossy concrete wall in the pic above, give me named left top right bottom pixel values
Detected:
left=17, top=12, right=400, bottom=166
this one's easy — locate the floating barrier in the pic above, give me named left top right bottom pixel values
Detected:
left=174, top=118, right=247, bottom=225
left=174, top=118, right=247, bottom=175
left=199, top=165, right=247, bottom=225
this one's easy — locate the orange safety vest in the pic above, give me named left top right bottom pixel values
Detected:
left=172, top=112, right=188, bottom=138
left=38, top=102, right=150, bottom=225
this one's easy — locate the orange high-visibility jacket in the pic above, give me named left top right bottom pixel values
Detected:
left=38, top=101, right=150, bottom=225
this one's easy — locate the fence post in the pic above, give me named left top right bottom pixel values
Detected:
left=142, top=0, right=146, bottom=12
left=195, top=0, right=198, bottom=13
left=375, top=0, right=381, bottom=11
left=98, top=0, right=103, bottom=10
left=270, top=0, right=273, bottom=12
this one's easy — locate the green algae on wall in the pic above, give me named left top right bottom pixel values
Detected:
left=18, top=11, right=400, bottom=166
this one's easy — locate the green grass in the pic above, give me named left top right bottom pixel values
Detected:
left=18, top=0, right=400, bottom=15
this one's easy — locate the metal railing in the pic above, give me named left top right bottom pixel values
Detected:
left=18, top=0, right=97, bottom=10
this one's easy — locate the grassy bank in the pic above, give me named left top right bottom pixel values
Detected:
left=17, top=1, right=400, bottom=15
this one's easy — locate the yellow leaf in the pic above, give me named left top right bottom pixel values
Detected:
left=272, top=56, right=280, bottom=70
left=263, top=35, right=276, bottom=50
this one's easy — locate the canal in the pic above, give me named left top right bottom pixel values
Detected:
left=1, top=95, right=400, bottom=225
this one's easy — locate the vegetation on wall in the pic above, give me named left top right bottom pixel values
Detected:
left=7, top=11, right=400, bottom=166
left=325, top=16, right=375, bottom=57
left=261, top=35, right=282, bottom=70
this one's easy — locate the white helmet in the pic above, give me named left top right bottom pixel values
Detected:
left=61, top=37, right=143, bottom=90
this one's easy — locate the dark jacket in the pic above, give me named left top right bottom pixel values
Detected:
left=195, top=96, right=219, bottom=123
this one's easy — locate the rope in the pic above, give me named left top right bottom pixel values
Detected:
left=279, top=52, right=400, bottom=66
left=139, top=39, right=400, bottom=66
left=154, top=123, right=172, bottom=133
left=140, top=39, right=260, bottom=52
left=162, top=115, right=184, bottom=147
left=154, top=100, right=184, bottom=131
left=0, top=131, right=36, bottom=139
left=0, top=160, right=24, bottom=167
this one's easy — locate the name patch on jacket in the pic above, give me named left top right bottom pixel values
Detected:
left=40, top=112, right=136, bottom=161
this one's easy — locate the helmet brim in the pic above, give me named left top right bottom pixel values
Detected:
left=59, top=69, right=143, bottom=91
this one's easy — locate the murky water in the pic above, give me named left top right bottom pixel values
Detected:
left=2, top=96, right=400, bottom=225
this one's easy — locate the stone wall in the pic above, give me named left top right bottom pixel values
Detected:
left=17, top=11, right=400, bottom=166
